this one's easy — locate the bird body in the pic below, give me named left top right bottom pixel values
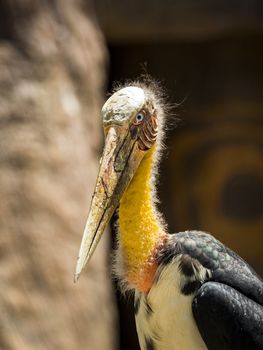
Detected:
left=75, top=82, right=263, bottom=350
left=134, top=230, right=263, bottom=349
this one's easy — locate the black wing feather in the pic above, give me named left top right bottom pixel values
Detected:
left=159, top=231, right=263, bottom=350
left=193, top=282, right=263, bottom=350
left=159, top=231, right=263, bottom=349
left=163, top=231, right=263, bottom=305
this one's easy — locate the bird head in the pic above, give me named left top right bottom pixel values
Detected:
left=75, top=85, right=164, bottom=281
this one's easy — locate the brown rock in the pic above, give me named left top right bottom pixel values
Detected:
left=0, top=1, right=116, bottom=349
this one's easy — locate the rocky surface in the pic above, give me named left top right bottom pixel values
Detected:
left=0, top=1, right=116, bottom=349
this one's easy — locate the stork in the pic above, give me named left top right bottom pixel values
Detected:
left=75, top=81, right=263, bottom=350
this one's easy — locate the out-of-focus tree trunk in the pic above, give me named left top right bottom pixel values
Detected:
left=0, top=1, right=116, bottom=349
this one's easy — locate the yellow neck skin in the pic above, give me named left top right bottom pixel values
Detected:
left=119, top=145, right=165, bottom=292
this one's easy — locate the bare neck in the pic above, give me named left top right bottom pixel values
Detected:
left=118, top=145, right=166, bottom=292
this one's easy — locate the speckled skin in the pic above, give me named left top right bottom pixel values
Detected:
left=102, top=87, right=145, bottom=126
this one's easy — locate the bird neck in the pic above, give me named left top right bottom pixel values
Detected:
left=119, top=144, right=166, bottom=293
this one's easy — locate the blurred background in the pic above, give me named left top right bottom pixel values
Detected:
left=0, top=1, right=262, bottom=349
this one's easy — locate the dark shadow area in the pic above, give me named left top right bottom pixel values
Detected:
left=107, top=35, right=263, bottom=350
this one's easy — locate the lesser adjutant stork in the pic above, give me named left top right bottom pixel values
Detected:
left=75, top=81, right=263, bottom=350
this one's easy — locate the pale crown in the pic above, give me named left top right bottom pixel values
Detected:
left=102, top=87, right=145, bottom=126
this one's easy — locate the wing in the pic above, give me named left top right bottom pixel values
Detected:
left=163, top=231, right=263, bottom=306
left=160, top=230, right=263, bottom=349
left=192, top=282, right=263, bottom=350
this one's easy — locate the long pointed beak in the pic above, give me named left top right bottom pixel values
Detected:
left=74, top=126, right=142, bottom=282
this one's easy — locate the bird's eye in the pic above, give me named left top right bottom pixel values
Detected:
left=135, top=112, right=144, bottom=123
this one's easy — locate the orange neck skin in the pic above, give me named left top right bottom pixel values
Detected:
left=119, top=145, right=167, bottom=293
left=126, top=235, right=167, bottom=293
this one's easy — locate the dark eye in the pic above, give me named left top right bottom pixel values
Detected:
left=135, top=112, right=144, bottom=123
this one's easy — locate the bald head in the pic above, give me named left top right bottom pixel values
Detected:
left=102, top=86, right=146, bottom=127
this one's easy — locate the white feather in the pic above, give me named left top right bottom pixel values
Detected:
left=135, top=258, right=207, bottom=350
